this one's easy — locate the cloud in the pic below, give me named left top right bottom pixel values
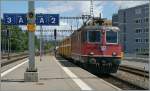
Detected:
left=35, top=7, right=47, bottom=13
left=114, top=1, right=149, bottom=9
left=20, top=1, right=105, bottom=39
left=35, top=6, right=74, bottom=14
left=35, top=1, right=104, bottom=17
left=94, top=2, right=104, bottom=17
left=33, top=1, right=105, bottom=37
left=71, top=1, right=104, bottom=17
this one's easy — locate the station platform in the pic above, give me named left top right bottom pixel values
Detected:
left=1, top=54, right=121, bottom=91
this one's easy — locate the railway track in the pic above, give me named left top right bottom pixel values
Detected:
left=1, top=53, right=29, bottom=67
left=116, top=65, right=149, bottom=89
left=94, top=65, right=148, bottom=90
left=57, top=56, right=142, bottom=90
left=119, top=65, right=149, bottom=78
left=56, top=55, right=149, bottom=90
left=99, top=74, right=145, bottom=90
left=1, top=52, right=42, bottom=67
left=2, top=52, right=28, bottom=59
left=92, top=63, right=149, bottom=90
left=97, top=66, right=149, bottom=90
left=80, top=62, right=148, bottom=89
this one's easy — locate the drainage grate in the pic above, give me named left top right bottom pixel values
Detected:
left=36, top=82, right=44, bottom=85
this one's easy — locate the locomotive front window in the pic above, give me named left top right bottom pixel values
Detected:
left=88, top=31, right=101, bottom=42
left=106, top=30, right=118, bottom=43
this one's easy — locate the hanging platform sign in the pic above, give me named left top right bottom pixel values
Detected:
left=3, top=13, right=59, bottom=26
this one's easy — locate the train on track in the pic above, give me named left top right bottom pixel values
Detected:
left=58, top=18, right=123, bottom=74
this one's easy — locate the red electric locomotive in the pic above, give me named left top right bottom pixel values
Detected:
left=71, top=24, right=123, bottom=74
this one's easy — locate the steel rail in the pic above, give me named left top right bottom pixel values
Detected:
left=119, top=65, right=149, bottom=78
left=1, top=55, right=29, bottom=67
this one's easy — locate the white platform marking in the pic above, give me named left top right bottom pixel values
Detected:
left=1, top=60, right=28, bottom=77
left=99, top=79, right=122, bottom=90
left=54, top=57, right=92, bottom=91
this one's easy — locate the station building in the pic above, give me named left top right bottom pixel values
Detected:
left=112, top=3, right=149, bottom=55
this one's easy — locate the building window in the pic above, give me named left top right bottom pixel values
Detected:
left=136, top=48, right=139, bottom=52
left=144, top=18, right=146, bottom=22
left=135, top=20, right=138, bottom=23
left=140, top=19, right=142, bottom=23
left=136, top=48, right=142, bottom=53
left=145, top=7, right=149, bottom=13
left=123, top=11, right=126, bottom=23
left=146, top=28, right=149, bottom=33
left=135, top=28, right=142, bottom=33
left=146, top=18, right=149, bottom=22
left=142, top=48, right=145, bottom=53
left=136, top=48, right=149, bottom=53
left=135, top=39, right=139, bottom=42
left=135, top=8, right=141, bottom=14
left=145, top=39, right=149, bottom=43
left=135, top=19, right=142, bottom=24
left=143, top=28, right=146, bottom=33
left=139, top=39, right=142, bottom=43
left=136, top=28, right=149, bottom=33
left=135, top=29, right=138, bottom=33
left=143, top=28, right=149, bottom=33
left=136, top=38, right=149, bottom=43
left=143, top=18, right=149, bottom=23
left=135, top=38, right=140, bottom=43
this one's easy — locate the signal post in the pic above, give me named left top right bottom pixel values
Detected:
left=24, top=0, right=38, bottom=82
left=54, top=29, right=57, bottom=57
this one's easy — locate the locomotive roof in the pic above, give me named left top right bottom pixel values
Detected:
left=61, top=36, right=70, bottom=42
left=82, top=25, right=120, bottom=32
left=71, top=25, right=120, bottom=36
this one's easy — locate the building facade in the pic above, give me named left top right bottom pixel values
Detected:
left=112, top=3, right=149, bottom=55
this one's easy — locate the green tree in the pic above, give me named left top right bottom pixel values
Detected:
left=1, top=19, right=41, bottom=53
left=44, top=42, right=53, bottom=51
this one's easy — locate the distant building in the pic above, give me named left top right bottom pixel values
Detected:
left=112, top=3, right=149, bottom=55
left=112, top=14, right=118, bottom=26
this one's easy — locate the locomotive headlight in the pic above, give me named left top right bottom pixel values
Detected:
left=101, top=46, right=106, bottom=51
left=90, top=52, right=94, bottom=55
left=112, top=52, right=117, bottom=56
